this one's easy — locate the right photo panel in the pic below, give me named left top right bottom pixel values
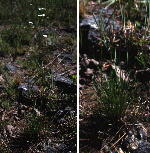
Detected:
left=79, top=0, right=150, bottom=153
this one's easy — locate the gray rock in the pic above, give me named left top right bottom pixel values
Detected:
left=137, top=142, right=150, bottom=153
left=99, top=8, right=113, bottom=15
left=53, top=51, right=73, bottom=64
left=57, top=143, right=67, bottom=151
left=123, top=123, right=149, bottom=153
left=53, top=74, right=76, bottom=93
left=54, top=74, right=73, bottom=86
left=80, top=14, right=121, bottom=31
left=18, top=83, right=39, bottom=92
left=6, top=64, right=17, bottom=72
left=46, top=147, right=57, bottom=153
left=80, top=8, right=121, bottom=58
left=18, top=83, right=39, bottom=99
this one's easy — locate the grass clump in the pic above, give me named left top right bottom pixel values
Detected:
left=0, top=26, right=33, bottom=57
left=1, top=26, right=32, bottom=47
left=26, top=114, right=43, bottom=136
left=94, top=74, right=133, bottom=122
left=136, top=52, right=150, bottom=69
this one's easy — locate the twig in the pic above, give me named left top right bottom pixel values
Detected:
left=110, top=132, right=126, bottom=149
left=100, top=125, right=125, bottom=151
left=45, top=53, right=61, bottom=68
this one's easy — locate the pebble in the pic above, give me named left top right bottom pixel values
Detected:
left=0, top=75, right=4, bottom=82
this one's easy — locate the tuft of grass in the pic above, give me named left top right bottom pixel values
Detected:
left=136, top=52, right=150, bottom=69
left=0, top=26, right=33, bottom=57
left=0, top=99, right=11, bottom=109
left=94, top=74, right=133, bottom=122
left=1, top=26, right=32, bottom=47
left=26, top=114, right=43, bottom=136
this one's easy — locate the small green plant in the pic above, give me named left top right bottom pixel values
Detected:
left=2, top=74, right=17, bottom=101
left=0, top=26, right=33, bottom=57
left=94, top=74, right=133, bottom=121
left=0, top=99, right=11, bottom=109
left=26, top=114, right=43, bottom=135
left=102, top=0, right=150, bottom=26
left=1, top=27, right=32, bottom=48
left=0, top=35, right=12, bottom=56
left=136, top=52, right=150, bottom=69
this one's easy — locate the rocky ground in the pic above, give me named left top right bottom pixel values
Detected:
left=79, top=1, right=150, bottom=153
left=0, top=1, right=77, bottom=153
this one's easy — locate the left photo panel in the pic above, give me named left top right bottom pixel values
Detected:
left=0, top=0, right=77, bottom=153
